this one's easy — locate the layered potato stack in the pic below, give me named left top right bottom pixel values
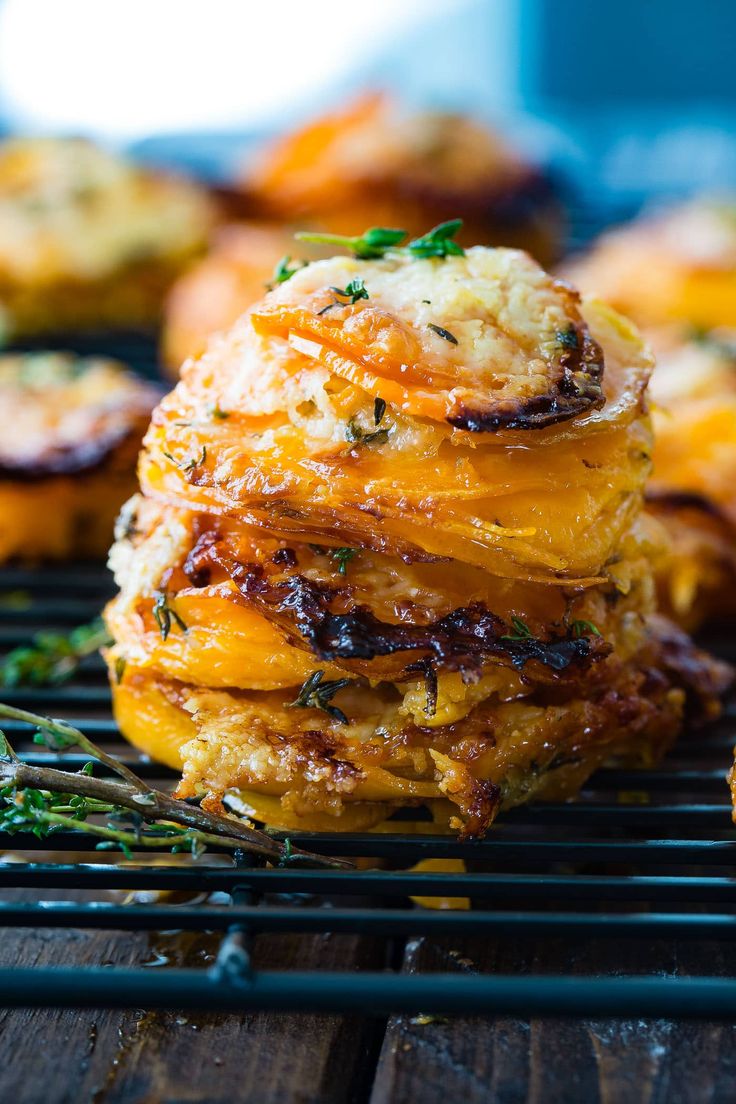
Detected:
left=0, top=352, right=159, bottom=562
left=566, top=199, right=736, bottom=628
left=105, top=231, right=728, bottom=836
left=0, top=137, right=214, bottom=339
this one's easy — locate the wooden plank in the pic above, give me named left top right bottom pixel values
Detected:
left=0, top=890, right=385, bottom=1104
left=370, top=934, right=736, bottom=1104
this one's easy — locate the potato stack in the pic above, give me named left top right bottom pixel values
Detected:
left=106, top=230, right=728, bottom=836
left=566, top=199, right=736, bottom=629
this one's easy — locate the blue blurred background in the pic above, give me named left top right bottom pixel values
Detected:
left=0, top=0, right=733, bottom=205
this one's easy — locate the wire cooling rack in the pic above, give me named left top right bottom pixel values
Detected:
left=1, top=555, right=736, bottom=1018
left=0, top=186, right=735, bottom=1020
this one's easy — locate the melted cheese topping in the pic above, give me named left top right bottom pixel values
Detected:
left=0, top=138, right=213, bottom=283
left=0, top=353, right=159, bottom=474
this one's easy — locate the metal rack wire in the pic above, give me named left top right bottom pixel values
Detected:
left=1, top=554, right=736, bottom=1018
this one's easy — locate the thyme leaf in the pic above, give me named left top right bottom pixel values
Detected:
left=289, top=671, right=352, bottom=724
left=152, top=591, right=187, bottom=642
left=329, top=277, right=369, bottom=304
left=556, top=325, right=579, bottom=350
left=373, top=396, right=387, bottom=425
left=296, top=226, right=407, bottom=259
left=570, top=619, right=602, bottom=638
left=317, top=277, right=370, bottom=315
left=427, top=323, right=459, bottom=345
left=407, top=219, right=465, bottom=259
left=163, top=446, right=207, bottom=472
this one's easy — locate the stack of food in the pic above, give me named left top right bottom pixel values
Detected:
left=566, top=199, right=736, bottom=628
left=0, top=352, right=160, bottom=562
left=162, top=93, right=562, bottom=371
left=105, top=224, right=728, bottom=836
left=0, top=136, right=214, bottom=339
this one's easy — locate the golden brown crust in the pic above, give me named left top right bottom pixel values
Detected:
left=107, top=242, right=730, bottom=837
left=644, top=328, right=736, bottom=628
left=239, top=92, right=563, bottom=266
left=562, top=199, right=736, bottom=331
left=0, top=137, right=215, bottom=337
left=0, top=353, right=159, bottom=561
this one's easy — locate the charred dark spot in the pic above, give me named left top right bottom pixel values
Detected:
left=272, top=547, right=298, bottom=568
left=458, top=777, right=502, bottom=841
left=394, top=162, right=558, bottom=231
left=0, top=425, right=139, bottom=482
left=207, top=544, right=610, bottom=677
left=448, top=326, right=605, bottom=433
left=276, top=727, right=362, bottom=786
left=649, top=614, right=733, bottom=718
left=645, top=488, right=730, bottom=523
left=183, top=529, right=219, bottom=588
left=405, top=656, right=439, bottom=716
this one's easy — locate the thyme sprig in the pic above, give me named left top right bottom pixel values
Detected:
left=289, top=671, right=352, bottom=725
left=330, top=277, right=369, bottom=304
left=317, top=277, right=370, bottom=315
left=406, top=219, right=465, bottom=259
left=152, top=591, right=187, bottom=642
left=297, top=226, right=407, bottom=259
left=0, top=704, right=347, bottom=867
left=0, top=618, right=111, bottom=688
left=296, top=219, right=465, bottom=261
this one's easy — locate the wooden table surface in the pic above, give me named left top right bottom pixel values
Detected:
left=2, top=889, right=735, bottom=1104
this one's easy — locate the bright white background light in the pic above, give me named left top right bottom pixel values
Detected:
left=0, top=0, right=458, bottom=140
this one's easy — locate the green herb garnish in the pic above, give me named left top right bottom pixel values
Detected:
left=332, top=548, right=357, bottom=576
left=269, top=255, right=307, bottom=287
left=556, top=325, right=579, bottom=350
left=152, top=592, right=187, bottom=642
left=345, top=417, right=390, bottom=446
left=317, top=276, right=371, bottom=315
left=0, top=704, right=344, bottom=867
left=428, top=323, right=459, bottom=345
left=330, top=277, right=369, bottom=304
left=406, top=219, right=465, bottom=259
left=209, top=404, right=229, bottom=420
left=289, top=671, right=352, bottom=724
left=0, top=618, right=111, bottom=688
left=570, top=619, right=602, bottom=638
left=296, top=220, right=465, bottom=261
left=296, top=226, right=407, bottom=259
left=501, top=617, right=534, bottom=642
left=163, top=446, right=206, bottom=472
